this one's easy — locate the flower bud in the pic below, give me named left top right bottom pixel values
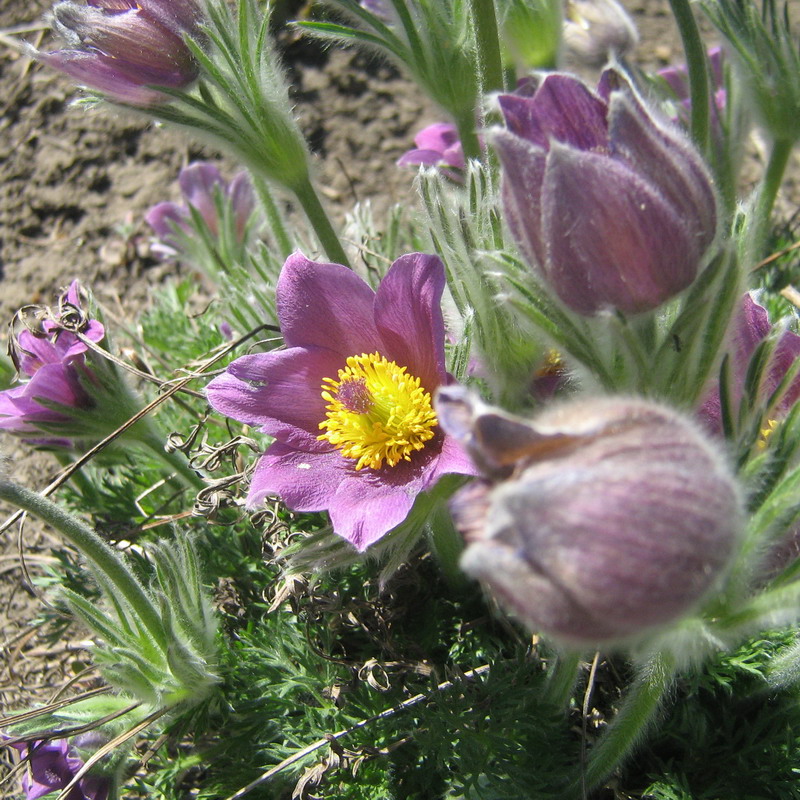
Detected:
left=436, top=388, right=742, bottom=646
left=37, top=0, right=204, bottom=106
left=492, top=69, right=718, bottom=315
left=563, top=0, right=638, bottom=68
left=146, top=161, right=257, bottom=260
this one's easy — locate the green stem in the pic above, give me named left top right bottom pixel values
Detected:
left=252, top=174, right=293, bottom=260
left=469, top=0, right=505, bottom=93
left=544, top=650, right=581, bottom=710
left=571, top=650, right=675, bottom=796
left=749, top=138, right=793, bottom=263
left=667, top=0, right=709, bottom=154
left=0, top=478, right=167, bottom=650
left=291, top=175, right=351, bottom=268
left=427, top=501, right=468, bottom=590
left=454, top=110, right=482, bottom=163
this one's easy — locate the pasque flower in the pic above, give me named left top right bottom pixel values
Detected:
left=699, top=293, right=800, bottom=435
left=493, top=69, right=718, bottom=315
left=11, top=738, right=109, bottom=800
left=206, top=252, right=474, bottom=550
left=397, top=123, right=466, bottom=178
left=436, top=388, right=741, bottom=645
left=146, top=161, right=256, bottom=260
left=0, top=281, right=104, bottom=445
left=37, top=0, right=204, bottom=106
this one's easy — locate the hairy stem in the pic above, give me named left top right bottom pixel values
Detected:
left=0, top=478, right=166, bottom=650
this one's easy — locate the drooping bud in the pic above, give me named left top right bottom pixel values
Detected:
left=36, top=0, right=204, bottom=106
left=493, top=69, right=719, bottom=315
left=563, top=0, right=638, bottom=67
left=436, top=387, right=742, bottom=646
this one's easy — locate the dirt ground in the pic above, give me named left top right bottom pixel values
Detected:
left=1, top=0, right=799, bottom=789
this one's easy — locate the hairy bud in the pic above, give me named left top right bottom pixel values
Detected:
left=436, top=388, right=742, bottom=646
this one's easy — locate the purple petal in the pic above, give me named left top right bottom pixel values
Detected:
left=145, top=202, right=190, bottom=240
left=36, top=50, right=170, bottom=105
left=51, top=4, right=196, bottom=81
left=421, top=428, right=477, bottom=489
left=414, top=122, right=460, bottom=152
left=228, top=171, right=256, bottom=239
left=397, top=148, right=450, bottom=168
left=374, top=254, right=447, bottom=390
left=206, top=347, right=341, bottom=451
left=498, top=74, right=609, bottom=151
left=276, top=253, right=382, bottom=355
left=330, top=474, right=419, bottom=551
left=608, top=90, right=717, bottom=251
left=541, top=142, right=698, bottom=314
left=247, top=443, right=348, bottom=510
left=492, top=130, right=547, bottom=269
left=179, top=162, right=224, bottom=233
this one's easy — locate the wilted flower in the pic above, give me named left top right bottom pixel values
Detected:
left=206, top=252, right=474, bottom=550
left=436, top=388, right=741, bottom=645
left=699, top=293, right=800, bottom=435
left=0, top=282, right=104, bottom=445
left=397, top=123, right=466, bottom=179
left=146, top=162, right=257, bottom=260
left=493, top=69, right=718, bottom=315
left=36, top=0, right=204, bottom=106
left=563, top=0, right=638, bottom=67
left=11, top=739, right=109, bottom=800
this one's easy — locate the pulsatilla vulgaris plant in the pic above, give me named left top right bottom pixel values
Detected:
left=7, top=0, right=800, bottom=798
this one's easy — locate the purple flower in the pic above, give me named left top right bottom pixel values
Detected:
left=146, top=162, right=256, bottom=260
left=11, top=739, right=109, bottom=800
left=0, top=281, right=104, bottom=443
left=36, top=0, right=204, bottom=106
left=397, top=123, right=466, bottom=178
left=493, top=69, right=718, bottom=315
left=658, top=47, right=727, bottom=143
left=206, top=252, right=475, bottom=550
left=699, top=293, right=800, bottom=434
left=436, top=388, right=741, bottom=645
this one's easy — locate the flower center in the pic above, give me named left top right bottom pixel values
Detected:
left=318, top=352, right=438, bottom=471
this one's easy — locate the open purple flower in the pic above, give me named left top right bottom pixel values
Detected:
left=397, top=123, right=466, bottom=178
left=493, top=68, right=718, bottom=315
left=146, top=162, right=256, bottom=260
left=206, top=252, right=474, bottom=550
left=11, top=739, right=109, bottom=800
left=699, top=293, right=800, bottom=435
left=0, top=281, right=104, bottom=444
left=36, top=0, right=204, bottom=106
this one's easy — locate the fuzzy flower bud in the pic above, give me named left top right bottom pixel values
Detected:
left=36, top=0, right=204, bottom=106
left=436, top=388, right=742, bottom=646
left=563, top=0, right=638, bottom=67
left=493, top=68, right=718, bottom=315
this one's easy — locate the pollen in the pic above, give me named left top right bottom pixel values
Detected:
left=318, top=352, right=438, bottom=470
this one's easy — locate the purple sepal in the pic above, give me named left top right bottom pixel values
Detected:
left=494, top=69, right=718, bottom=316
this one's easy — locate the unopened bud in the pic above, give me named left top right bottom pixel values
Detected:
left=436, top=388, right=742, bottom=646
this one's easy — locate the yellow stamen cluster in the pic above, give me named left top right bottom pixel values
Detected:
left=318, top=352, right=438, bottom=471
